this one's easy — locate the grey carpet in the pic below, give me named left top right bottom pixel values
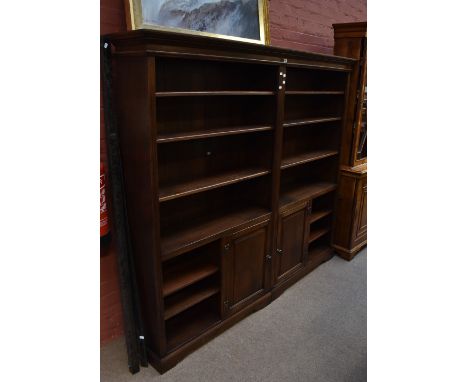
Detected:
left=101, top=249, right=367, bottom=382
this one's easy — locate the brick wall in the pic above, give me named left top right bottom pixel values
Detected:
left=269, top=0, right=367, bottom=54
left=99, top=0, right=366, bottom=345
left=100, top=0, right=126, bottom=346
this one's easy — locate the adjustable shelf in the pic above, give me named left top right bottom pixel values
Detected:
left=159, top=168, right=270, bottom=202
left=309, top=210, right=333, bottom=224
left=308, top=228, right=330, bottom=244
left=165, top=297, right=221, bottom=351
left=157, top=125, right=273, bottom=143
left=281, top=150, right=338, bottom=170
left=155, top=91, right=275, bottom=97
left=280, top=182, right=337, bottom=209
left=164, top=284, right=220, bottom=320
left=285, top=91, right=345, bottom=95
left=163, top=263, right=218, bottom=297
left=161, top=206, right=271, bottom=260
left=283, top=117, right=342, bottom=128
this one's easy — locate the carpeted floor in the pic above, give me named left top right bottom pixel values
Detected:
left=101, top=249, right=367, bottom=382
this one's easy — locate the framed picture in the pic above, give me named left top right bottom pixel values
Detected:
left=125, top=0, right=270, bottom=44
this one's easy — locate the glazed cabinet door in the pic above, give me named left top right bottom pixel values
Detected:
left=222, top=221, right=270, bottom=316
left=275, top=204, right=309, bottom=283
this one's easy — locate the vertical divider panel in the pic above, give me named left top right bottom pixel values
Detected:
left=332, top=71, right=353, bottom=247
left=270, top=62, right=287, bottom=287
left=149, top=55, right=167, bottom=356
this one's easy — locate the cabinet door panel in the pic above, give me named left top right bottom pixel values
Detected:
left=277, top=206, right=307, bottom=281
left=224, top=221, right=269, bottom=315
left=355, top=178, right=367, bottom=240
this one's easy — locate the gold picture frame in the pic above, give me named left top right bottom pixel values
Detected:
left=125, top=0, right=270, bottom=45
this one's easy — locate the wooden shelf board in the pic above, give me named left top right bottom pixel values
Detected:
left=281, top=150, right=338, bottom=170
left=163, top=263, right=219, bottom=297
left=155, top=91, right=274, bottom=97
left=308, top=244, right=333, bottom=259
left=283, top=117, right=341, bottom=128
left=280, top=182, right=336, bottom=209
left=157, top=125, right=273, bottom=143
left=308, top=228, right=330, bottom=244
left=165, top=301, right=221, bottom=351
left=161, top=207, right=271, bottom=259
left=164, top=286, right=219, bottom=320
left=159, top=168, right=270, bottom=202
left=309, top=210, right=332, bottom=224
left=285, top=91, right=345, bottom=95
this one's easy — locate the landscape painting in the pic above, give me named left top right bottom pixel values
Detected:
left=127, top=0, right=268, bottom=43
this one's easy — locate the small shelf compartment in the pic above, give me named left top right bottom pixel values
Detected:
left=308, top=227, right=330, bottom=244
left=286, top=67, right=347, bottom=92
left=308, top=242, right=333, bottom=259
left=164, top=278, right=220, bottom=320
left=162, top=245, right=219, bottom=296
left=160, top=178, right=272, bottom=259
left=284, top=94, right=344, bottom=123
left=308, top=211, right=332, bottom=244
left=158, top=132, right=273, bottom=202
left=165, top=295, right=221, bottom=351
left=156, top=57, right=277, bottom=93
left=309, top=210, right=332, bottom=224
left=312, top=191, right=335, bottom=212
left=156, top=96, right=275, bottom=138
left=280, top=181, right=336, bottom=209
left=280, top=156, right=339, bottom=209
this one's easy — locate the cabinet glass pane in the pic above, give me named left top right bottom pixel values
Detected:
left=356, top=82, right=367, bottom=160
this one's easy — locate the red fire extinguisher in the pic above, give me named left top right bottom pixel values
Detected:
left=100, top=162, right=111, bottom=247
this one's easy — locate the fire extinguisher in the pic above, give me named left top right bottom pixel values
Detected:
left=100, top=162, right=111, bottom=247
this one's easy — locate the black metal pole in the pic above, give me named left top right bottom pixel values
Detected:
left=100, top=37, right=148, bottom=374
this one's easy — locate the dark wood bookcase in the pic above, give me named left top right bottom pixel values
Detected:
left=105, top=30, right=353, bottom=373
left=332, top=22, right=367, bottom=260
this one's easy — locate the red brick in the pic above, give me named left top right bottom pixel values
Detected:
left=269, top=0, right=366, bottom=53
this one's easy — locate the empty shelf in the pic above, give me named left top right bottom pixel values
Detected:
left=159, top=168, right=270, bottom=202
left=163, top=263, right=219, bottom=297
left=285, top=91, right=345, bottom=95
left=309, top=210, right=333, bottom=224
left=308, top=228, right=330, bottom=244
left=281, top=150, right=338, bottom=169
left=165, top=299, right=220, bottom=351
left=157, top=125, right=273, bottom=143
left=308, top=244, right=333, bottom=259
left=283, top=117, right=341, bottom=128
left=161, top=207, right=271, bottom=259
left=280, top=182, right=337, bottom=209
left=164, top=285, right=219, bottom=320
left=155, top=91, right=275, bottom=97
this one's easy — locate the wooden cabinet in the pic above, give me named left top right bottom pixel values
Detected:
left=104, top=29, right=353, bottom=373
left=222, top=221, right=270, bottom=316
left=332, top=22, right=367, bottom=260
left=275, top=204, right=308, bottom=282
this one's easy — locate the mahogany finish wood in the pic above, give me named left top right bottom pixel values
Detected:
left=106, top=29, right=353, bottom=373
left=332, top=22, right=367, bottom=261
